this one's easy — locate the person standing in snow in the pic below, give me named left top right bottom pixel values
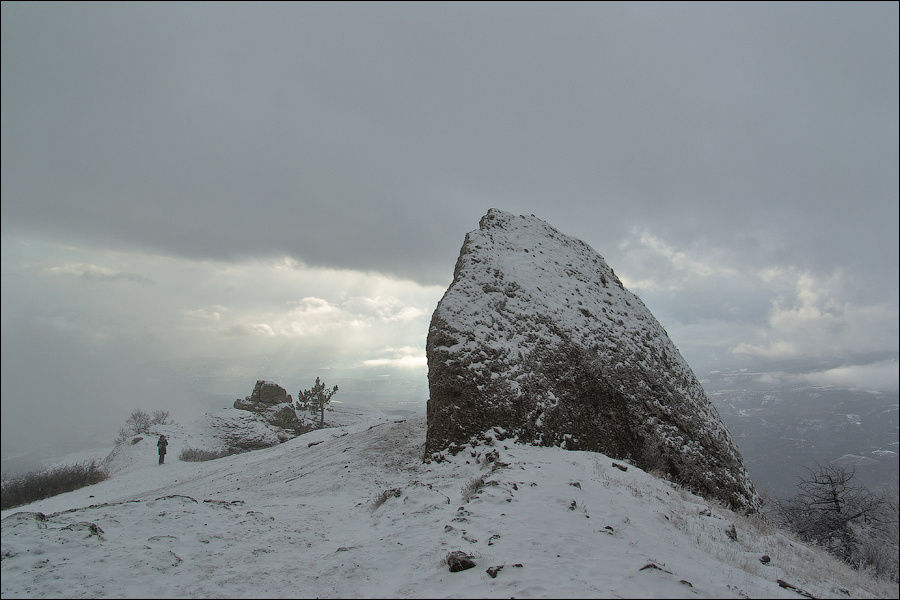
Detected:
left=157, top=435, right=168, bottom=464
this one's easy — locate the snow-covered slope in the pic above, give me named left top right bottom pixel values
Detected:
left=98, top=401, right=386, bottom=476
left=2, top=412, right=894, bottom=598
left=427, top=209, right=756, bottom=510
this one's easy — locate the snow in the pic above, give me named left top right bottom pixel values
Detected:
left=3, top=408, right=895, bottom=598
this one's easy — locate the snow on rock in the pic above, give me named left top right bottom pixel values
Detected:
left=2, top=416, right=894, bottom=599
left=233, top=380, right=309, bottom=435
left=426, top=209, right=757, bottom=511
left=194, top=408, right=287, bottom=450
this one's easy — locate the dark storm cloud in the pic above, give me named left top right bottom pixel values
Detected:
left=3, top=2, right=897, bottom=289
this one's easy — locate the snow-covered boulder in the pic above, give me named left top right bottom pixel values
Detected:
left=233, top=380, right=308, bottom=434
left=202, top=409, right=286, bottom=450
left=426, top=209, right=758, bottom=511
left=243, top=380, right=292, bottom=406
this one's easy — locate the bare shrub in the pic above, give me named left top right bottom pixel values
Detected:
left=114, top=408, right=172, bottom=445
left=150, top=410, right=171, bottom=425
left=179, top=447, right=244, bottom=462
left=371, top=487, right=402, bottom=510
left=641, top=443, right=669, bottom=478
left=114, top=427, right=131, bottom=446
left=1, top=461, right=108, bottom=510
left=126, top=409, right=152, bottom=435
left=775, top=463, right=899, bottom=581
left=461, top=475, right=485, bottom=503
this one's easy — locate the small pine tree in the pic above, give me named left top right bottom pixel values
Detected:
left=297, top=377, right=338, bottom=429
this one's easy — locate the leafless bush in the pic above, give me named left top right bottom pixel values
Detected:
left=461, top=475, right=485, bottom=503
left=114, top=408, right=172, bottom=445
left=150, top=410, right=171, bottom=425
left=1, top=461, right=108, bottom=510
left=371, top=487, right=402, bottom=510
left=775, top=463, right=898, bottom=581
left=126, top=409, right=151, bottom=434
left=178, top=447, right=244, bottom=462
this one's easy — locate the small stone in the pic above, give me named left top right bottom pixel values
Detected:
left=486, top=565, right=504, bottom=578
left=639, top=562, right=672, bottom=574
left=447, top=551, right=476, bottom=572
left=760, top=555, right=771, bottom=565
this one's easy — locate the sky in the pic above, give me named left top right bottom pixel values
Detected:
left=2, top=2, right=898, bottom=466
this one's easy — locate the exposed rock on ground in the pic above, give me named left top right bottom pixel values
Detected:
left=425, top=209, right=758, bottom=510
left=203, top=410, right=288, bottom=451
left=447, top=551, right=476, bottom=572
left=233, top=380, right=310, bottom=436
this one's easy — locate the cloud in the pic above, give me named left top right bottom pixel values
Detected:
left=795, top=359, right=899, bottom=392
left=3, top=4, right=896, bottom=288
left=611, top=229, right=898, bottom=391
left=741, top=358, right=900, bottom=393
left=43, top=262, right=154, bottom=285
left=617, top=229, right=737, bottom=291
left=1, top=3, right=897, bottom=464
left=731, top=340, right=800, bottom=360
left=184, top=305, right=227, bottom=322
left=217, top=295, right=429, bottom=340
left=226, top=323, right=276, bottom=337
left=1, top=235, right=443, bottom=462
left=362, top=347, right=427, bottom=370
left=731, top=267, right=898, bottom=363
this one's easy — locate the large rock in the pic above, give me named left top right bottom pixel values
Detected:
left=233, top=380, right=307, bottom=434
left=425, top=209, right=758, bottom=511
left=249, top=380, right=291, bottom=405
left=203, top=410, right=285, bottom=451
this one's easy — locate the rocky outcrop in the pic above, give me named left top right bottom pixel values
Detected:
left=204, top=410, right=285, bottom=451
left=233, top=380, right=308, bottom=434
left=243, top=380, right=292, bottom=406
left=425, top=209, right=758, bottom=511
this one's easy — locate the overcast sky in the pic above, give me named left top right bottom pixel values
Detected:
left=2, top=2, right=898, bottom=465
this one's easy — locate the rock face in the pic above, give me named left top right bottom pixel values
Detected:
left=249, top=380, right=291, bottom=406
left=233, top=380, right=307, bottom=434
left=203, top=410, right=287, bottom=451
left=425, top=209, right=758, bottom=511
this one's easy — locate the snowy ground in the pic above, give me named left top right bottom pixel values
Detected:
left=2, top=407, right=896, bottom=599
